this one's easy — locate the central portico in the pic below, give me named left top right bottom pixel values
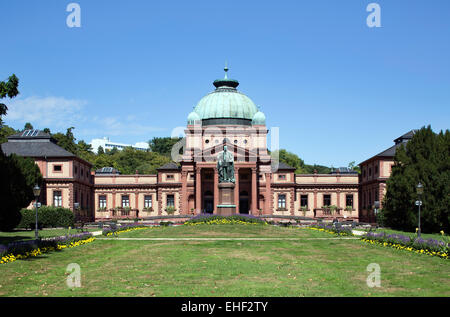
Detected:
left=180, top=66, right=271, bottom=215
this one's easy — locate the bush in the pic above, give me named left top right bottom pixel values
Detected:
left=185, top=214, right=267, bottom=225
left=18, top=206, right=75, bottom=229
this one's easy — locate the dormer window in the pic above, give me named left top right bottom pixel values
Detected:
left=53, top=165, right=62, bottom=172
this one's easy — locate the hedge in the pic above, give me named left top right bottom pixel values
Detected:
left=18, top=206, right=75, bottom=229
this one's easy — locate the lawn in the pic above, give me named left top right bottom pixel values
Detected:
left=0, top=224, right=448, bottom=297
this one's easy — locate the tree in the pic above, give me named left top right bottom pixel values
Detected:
left=24, top=122, right=33, bottom=130
left=52, top=127, right=78, bottom=154
left=0, top=74, right=19, bottom=127
left=97, top=145, right=105, bottom=155
left=0, top=154, right=42, bottom=231
left=348, top=161, right=361, bottom=174
left=272, top=149, right=306, bottom=174
left=0, top=124, right=18, bottom=144
left=149, top=137, right=182, bottom=157
left=382, top=126, right=449, bottom=233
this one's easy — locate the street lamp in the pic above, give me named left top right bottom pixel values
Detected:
left=33, top=184, right=41, bottom=240
left=374, top=201, right=380, bottom=228
left=416, top=182, right=423, bottom=237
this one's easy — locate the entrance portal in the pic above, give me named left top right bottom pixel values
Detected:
left=204, top=191, right=214, bottom=214
left=239, top=191, right=249, bottom=214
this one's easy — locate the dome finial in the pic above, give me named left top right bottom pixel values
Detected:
left=224, top=61, right=229, bottom=79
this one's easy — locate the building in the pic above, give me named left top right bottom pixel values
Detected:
left=1, top=129, right=94, bottom=220
left=358, top=130, right=417, bottom=222
left=90, top=137, right=149, bottom=154
left=3, top=68, right=417, bottom=223
left=91, top=68, right=360, bottom=221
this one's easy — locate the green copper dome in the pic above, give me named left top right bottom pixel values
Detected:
left=252, top=111, right=266, bottom=125
left=192, top=67, right=259, bottom=126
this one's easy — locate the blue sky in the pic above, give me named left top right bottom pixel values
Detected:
left=1, top=0, right=449, bottom=167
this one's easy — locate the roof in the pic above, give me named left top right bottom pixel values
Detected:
left=359, top=129, right=416, bottom=165
left=330, top=167, right=358, bottom=174
left=157, top=162, right=180, bottom=170
left=191, top=67, right=259, bottom=124
left=95, top=167, right=120, bottom=175
left=1, top=129, right=91, bottom=166
left=2, top=139, right=75, bottom=158
left=393, top=129, right=417, bottom=144
left=8, top=129, right=52, bottom=140
left=276, top=162, right=296, bottom=171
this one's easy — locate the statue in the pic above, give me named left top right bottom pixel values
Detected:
left=217, top=145, right=235, bottom=183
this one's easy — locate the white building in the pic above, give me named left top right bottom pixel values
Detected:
left=90, top=137, right=149, bottom=154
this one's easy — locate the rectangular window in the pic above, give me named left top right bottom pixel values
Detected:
left=346, top=194, right=354, bottom=209
left=375, top=164, right=379, bottom=175
left=278, top=174, right=286, bottom=180
left=166, top=174, right=174, bottom=180
left=167, top=194, right=175, bottom=207
left=99, top=195, right=107, bottom=209
left=53, top=165, right=62, bottom=172
left=144, top=195, right=152, bottom=208
left=300, top=195, right=308, bottom=207
left=323, top=194, right=331, bottom=206
left=122, top=195, right=130, bottom=208
left=278, top=194, right=286, bottom=209
left=53, top=191, right=62, bottom=207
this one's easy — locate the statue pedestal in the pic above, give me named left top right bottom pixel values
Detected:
left=216, top=182, right=237, bottom=216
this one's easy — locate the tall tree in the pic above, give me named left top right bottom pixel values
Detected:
left=382, top=126, right=449, bottom=233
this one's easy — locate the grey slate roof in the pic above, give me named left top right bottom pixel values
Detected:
left=1, top=140, right=76, bottom=158
left=277, top=162, right=296, bottom=170
left=157, top=162, right=180, bottom=170
left=1, top=129, right=91, bottom=166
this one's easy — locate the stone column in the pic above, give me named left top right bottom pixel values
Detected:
left=265, top=173, right=271, bottom=214
left=181, top=171, right=187, bottom=215
left=195, top=167, right=201, bottom=213
left=251, top=167, right=257, bottom=215
left=214, top=167, right=219, bottom=214
left=234, top=167, right=239, bottom=212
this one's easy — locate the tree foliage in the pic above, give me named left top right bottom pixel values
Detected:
left=0, top=154, right=42, bottom=231
left=149, top=137, right=182, bottom=157
left=382, top=126, right=450, bottom=233
left=0, top=74, right=19, bottom=126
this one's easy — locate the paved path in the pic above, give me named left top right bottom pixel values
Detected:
left=95, top=237, right=360, bottom=241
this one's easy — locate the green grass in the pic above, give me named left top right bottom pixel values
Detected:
left=0, top=224, right=448, bottom=297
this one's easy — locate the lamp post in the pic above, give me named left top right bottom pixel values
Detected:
left=374, top=201, right=380, bottom=228
left=33, top=184, right=41, bottom=240
left=416, top=182, right=423, bottom=237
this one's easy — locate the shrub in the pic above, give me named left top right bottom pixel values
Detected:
left=18, top=206, right=75, bottom=229
left=185, top=214, right=267, bottom=225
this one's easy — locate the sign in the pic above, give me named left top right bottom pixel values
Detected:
left=415, top=200, right=423, bottom=206
left=33, top=202, right=41, bottom=208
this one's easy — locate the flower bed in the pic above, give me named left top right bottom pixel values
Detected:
left=102, top=223, right=149, bottom=236
left=184, top=214, right=267, bottom=226
left=361, top=232, right=448, bottom=259
left=308, top=224, right=354, bottom=236
left=0, top=232, right=95, bottom=264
